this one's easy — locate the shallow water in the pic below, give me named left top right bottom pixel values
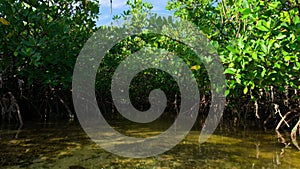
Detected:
left=0, top=120, right=300, bottom=169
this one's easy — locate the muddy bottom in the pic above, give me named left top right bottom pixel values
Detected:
left=0, top=120, right=299, bottom=169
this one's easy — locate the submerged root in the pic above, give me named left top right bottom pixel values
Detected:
left=275, top=106, right=300, bottom=150
left=0, top=92, right=23, bottom=127
left=291, top=117, right=300, bottom=151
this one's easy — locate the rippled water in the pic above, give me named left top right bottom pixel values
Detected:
left=1, top=120, right=299, bottom=169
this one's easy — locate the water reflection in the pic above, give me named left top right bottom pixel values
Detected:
left=0, top=121, right=300, bottom=168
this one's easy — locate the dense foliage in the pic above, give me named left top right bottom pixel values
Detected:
left=95, top=0, right=215, bottom=120
left=0, top=0, right=100, bottom=120
left=167, top=0, right=300, bottom=147
left=96, top=0, right=300, bottom=149
left=166, top=0, right=299, bottom=115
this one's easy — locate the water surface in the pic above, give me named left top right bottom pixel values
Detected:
left=1, top=120, right=299, bottom=169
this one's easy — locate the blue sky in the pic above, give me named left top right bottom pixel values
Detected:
left=96, top=0, right=172, bottom=26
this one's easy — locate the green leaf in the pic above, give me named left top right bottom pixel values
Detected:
left=225, top=90, right=230, bottom=96
left=251, top=52, right=258, bottom=60
left=236, top=74, right=242, bottom=84
left=274, top=62, right=281, bottom=68
left=268, top=1, right=280, bottom=9
left=224, top=68, right=236, bottom=75
left=256, top=21, right=269, bottom=31
left=260, top=42, right=268, bottom=54
left=226, top=46, right=238, bottom=54
left=240, top=8, right=251, bottom=16
left=284, top=56, right=291, bottom=62
left=242, top=0, right=250, bottom=8
left=261, top=68, right=266, bottom=77
left=276, top=34, right=286, bottom=40
left=249, top=81, right=255, bottom=90
left=267, top=39, right=275, bottom=52
left=265, top=21, right=271, bottom=29
left=293, top=15, right=300, bottom=25
left=243, top=86, right=248, bottom=94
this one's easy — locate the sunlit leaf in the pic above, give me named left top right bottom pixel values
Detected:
left=256, top=21, right=269, bottom=32
left=240, top=8, right=251, bottom=16
left=191, top=65, right=200, bottom=70
left=243, top=86, right=248, bottom=94
left=224, top=68, right=236, bottom=75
